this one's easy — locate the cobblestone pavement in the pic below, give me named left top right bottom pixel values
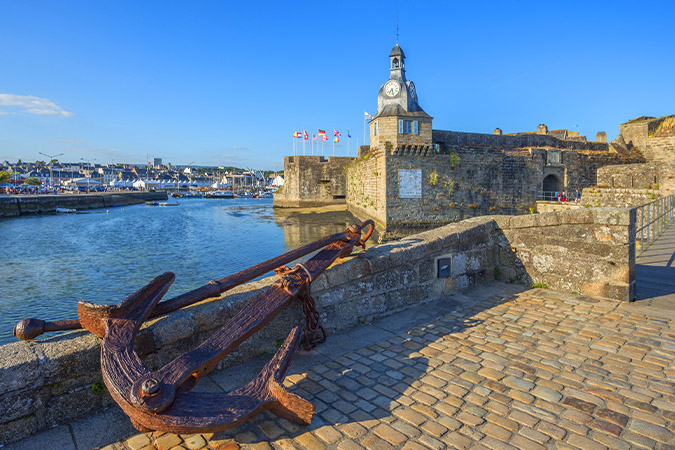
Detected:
left=8, top=284, right=675, bottom=450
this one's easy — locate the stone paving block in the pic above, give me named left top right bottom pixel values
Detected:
left=154, top=433, right=182, bottom=450
left=629, top=418, right=674, bottom=443
left=566, top=433, right=608, bottom=450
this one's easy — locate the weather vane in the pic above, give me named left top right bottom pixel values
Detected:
left=395, top=12, right=399, bottom=44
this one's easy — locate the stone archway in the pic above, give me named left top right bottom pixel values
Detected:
left=543, top=174, right=563, bottom=192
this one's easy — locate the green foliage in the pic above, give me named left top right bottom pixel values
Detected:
left=0, top=171, right=9, bottom=183
left=493, top=266, right=501, bottom=280
left=25, top=177, right=42, bottom=186
left=448, top=152, right=460, bottom=168
left=443, top=179, right=454, bottom=197
left=90, top=381, right=106, bottom=395
left=531, top=282, right=549, bottom=289
left=528, top=207, right=535, bottom=214
left=274, top=186, right=283, bottom=194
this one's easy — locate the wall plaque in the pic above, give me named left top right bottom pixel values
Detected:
left=398, top=169, right=422, bottom=199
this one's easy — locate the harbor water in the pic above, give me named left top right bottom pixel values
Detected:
left=0, top=198, right=370, bottom=345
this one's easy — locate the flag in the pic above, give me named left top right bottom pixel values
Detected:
left=322, top=135, right=328, bottom=141
left=348, top=129, right=351, bottom=138
left=312, top=134, right=317, bottom=141
left=303, top=131, right=308, bottom=140
left=318, top=129, right=326, bottom=136
left=364, top=111, right=373, bottom=121
left=293, top=131, right=302, bottom=138
left=334, top=136, right=340, bottom=143
left=333, top=129, right=341, bottom=136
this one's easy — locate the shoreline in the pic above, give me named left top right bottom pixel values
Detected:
left=0, top=191, right=168, bottom=218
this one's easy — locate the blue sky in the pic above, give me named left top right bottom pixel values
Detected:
left=1, top=1, right=673, bottom=170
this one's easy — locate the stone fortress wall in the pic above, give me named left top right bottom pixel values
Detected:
left=346, top=129, right=643, bottom=238
left=618, top=115, right=675, bottom=162
left=0, top=207, right=635, bottom=445
left=273, top=156, right=353, bottom=208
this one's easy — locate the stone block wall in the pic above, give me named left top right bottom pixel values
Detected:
left=596, top=161, right=675, bottom=194
left=493, top=208, right=636, bottom=302
left=642, top=136, right=675, bottom=162
left=347, top=135, right=643, bottom=237
left=273, top=156, right=355, bottom=208
left=431, top=130, right=610, bottom=151
left=581, top=187, right=659, bottom=209
left=345, top=151, right=387, bottom=226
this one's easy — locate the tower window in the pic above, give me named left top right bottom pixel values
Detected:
left=373, top=121, right=379, bottom=136
left=392, top=58, right=399, bottom=68
left=398, top=120, right=418, bottom=135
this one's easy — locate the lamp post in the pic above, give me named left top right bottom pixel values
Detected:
left=80, top=158, right=96, bottom=193
left=39, top=152, right=63, bottom=189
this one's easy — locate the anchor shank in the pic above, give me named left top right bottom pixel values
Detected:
left=129, top=226, right=366, bottom=413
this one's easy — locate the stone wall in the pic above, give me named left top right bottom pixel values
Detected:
left=347, top=136, right=643, bottom=237
left=431, top=130, right=609, bottom=151
left=345, top=151, right=387, bottom=226
left=0, top=208, right=638, bottom=445
left=534, top=201, right=583, bottom=213
left=0, top=192, right=167, bottom=218
left=581, top=187, right=659, bottom=209
left=642, top=136, right=675, bottom=162
left=273, top=156, right=354, bottom=208
left=596, top=161, right=675, bottom=194
left=493, top=208, right=636, bottom=302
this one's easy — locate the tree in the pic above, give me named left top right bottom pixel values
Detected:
left=25, top=177, right=42, bottom=186
left=35, top=160, right=46, bottom=167
left=49, top=159, right=59, bottom=165
left=0, top=171, right=9, bottom=183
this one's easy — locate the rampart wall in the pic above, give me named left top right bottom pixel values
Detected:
left=273, top=156, right=354, bottom=208
left=0, top=192, right=168, bottom=218
left=431, top=130, right=610, bottom=151
left=0, top=208, right=635, bottom=445
left=641, top=136, right=675, bottom=162
left=596, top=161, right=675, bottom=193
left=581, top=188, right=659, bottom=209
left=347, top=136, right=643, bottom=237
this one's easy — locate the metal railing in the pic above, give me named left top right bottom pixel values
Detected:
left=636, top=194, right=675, bottom=255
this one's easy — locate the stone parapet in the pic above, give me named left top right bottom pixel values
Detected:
left=494, top=208, right=635, bottom=302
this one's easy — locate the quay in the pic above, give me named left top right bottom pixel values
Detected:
left=6, top=283, right=675, bottom=450
left=0, top=191, right=168, bottom=218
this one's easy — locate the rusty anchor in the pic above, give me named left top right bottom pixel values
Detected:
left=16, top=221, right=374, bottom=434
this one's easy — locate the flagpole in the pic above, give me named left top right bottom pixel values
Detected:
left=311, top=137, right=314, bottom=156
left=347, top=130, right=350, bottom=157
left=303, top=136, right=305, bottom=155
left=363, top=113, right=366, bottom=148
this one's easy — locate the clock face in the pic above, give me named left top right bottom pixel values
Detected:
left=384, top=80, right=400, bottom=97
left=409, top=81, right=417, bottom=100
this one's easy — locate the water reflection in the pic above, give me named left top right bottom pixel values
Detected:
left=0, top=199, right=373, bottom=345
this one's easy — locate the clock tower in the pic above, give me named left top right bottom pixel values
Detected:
left=370, top=42, right=432, bottom=155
